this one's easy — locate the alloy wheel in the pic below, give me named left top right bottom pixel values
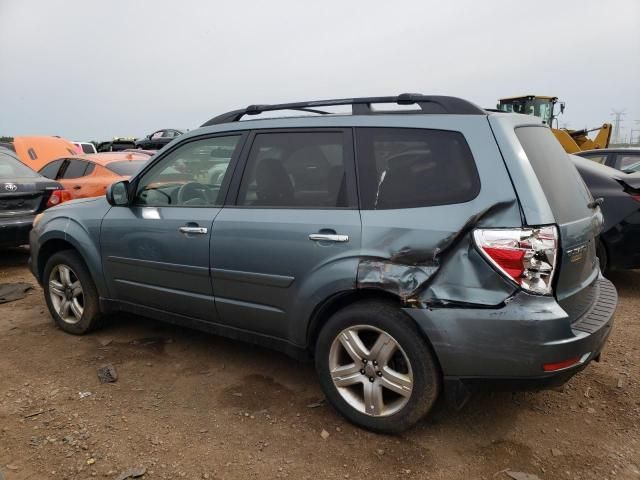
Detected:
left=328, top=325, right=413, bottom=417
left=48, top=264, right=84, bottom=325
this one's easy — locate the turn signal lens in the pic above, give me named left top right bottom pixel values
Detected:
left=473, top=226, right=558, bottom=295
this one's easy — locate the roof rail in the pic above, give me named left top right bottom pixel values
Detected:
left=201, top=94, right=485, bottom=126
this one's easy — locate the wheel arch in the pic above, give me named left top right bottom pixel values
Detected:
left=306, top=288, right=442, bottom=366
left=37, top=231, right=107, bottom=297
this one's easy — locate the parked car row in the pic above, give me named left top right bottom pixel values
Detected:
left=27, top=94, right=620, bottom=433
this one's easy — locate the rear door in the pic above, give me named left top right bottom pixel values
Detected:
left=513, top=126, right=600, bottom=311
left=210, top=129, right=361, bottom=339
left=58, top=159, right=94, bottom=199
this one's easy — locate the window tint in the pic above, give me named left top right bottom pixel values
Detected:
left=61, top=160, right=90, bottom=179
left=0, top=151, right=38, bottom=178
left=81, top=143, right=95, bottom=154
left=237, top=132, right=350, bottom=208
left=39, top=159, right=65, bottom=179
left=106, top=160, right=147, bottom=177
left=135, top=135, right=240, bottom=207
left=355, top=128, right=480, bottom=210
left=617, top=154, right=640, bottom=173
left=515, top=126, right=592, bottom=224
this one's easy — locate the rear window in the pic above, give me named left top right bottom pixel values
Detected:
left=355, top=128, right=480, bottom=209
left=0, top=151, right=38, bottom=178
left=515, top=126, right=592, bottom=223
left=106, top=160, right=146, bottom=177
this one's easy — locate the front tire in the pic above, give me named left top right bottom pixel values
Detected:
left=315, top=300, right=440, bottom=433
left=43, top=250, right=103, bottom=334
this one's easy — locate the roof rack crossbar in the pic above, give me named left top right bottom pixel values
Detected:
left=201, top=94, right=484, bottom=126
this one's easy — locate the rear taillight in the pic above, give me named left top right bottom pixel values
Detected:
left=632, top=194, right=640, bottom=203
left=47, top=190, right=71, bottom=207
left=473, top=226, right=558, bottom=295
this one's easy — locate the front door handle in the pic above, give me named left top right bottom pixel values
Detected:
left=309, top=233, right=349, bottom=243
left=72, top=185, right=82, bottom=190
left=179, top=226, right=208, bottom=235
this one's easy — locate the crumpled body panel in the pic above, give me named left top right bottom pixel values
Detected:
left=357, top=201, right=520, bottom=308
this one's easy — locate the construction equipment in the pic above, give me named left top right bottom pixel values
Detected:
left=497, top=95, right=612, bottom=153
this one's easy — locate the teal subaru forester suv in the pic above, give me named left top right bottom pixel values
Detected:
left=30, top=94, right=616, bottom=433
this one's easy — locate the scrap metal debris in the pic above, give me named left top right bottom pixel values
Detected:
left=97, top=364, right=118, bottom=383
left=0, top=282, right=32, bottom=304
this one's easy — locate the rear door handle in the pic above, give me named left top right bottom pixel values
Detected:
left=179, top=226, right=208, bottom=235
left=309, top=233, right=349, bottom=243
left=72, top=185, right=82, bottom=190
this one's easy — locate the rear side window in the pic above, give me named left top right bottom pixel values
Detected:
left=237, top=131, right=352, bottom=208
left=81, top=144, right=95, bottom=154
left=515, top=126, right=592, bottom=223
left=355, top=128, right=480, bottom=210
left=61, top=160, right=91, bottom=179
left=39, top=159, right=65, bottom=179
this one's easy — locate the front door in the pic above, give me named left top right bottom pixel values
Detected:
left=101, top=133, right=245, bottom=321
left=211, top=129, right=361, bottom=339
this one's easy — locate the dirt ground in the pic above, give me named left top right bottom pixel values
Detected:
left=0, top=249, right=638, bottom=480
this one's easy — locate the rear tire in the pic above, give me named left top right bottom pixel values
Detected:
left=43, top=250, right=103, bottom=335
left=315, top=300, right=440, bottom=433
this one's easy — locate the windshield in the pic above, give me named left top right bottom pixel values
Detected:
left=0, top=151, right=39, bottom=178
left=499, top=98, right=555, bottom=125
left=106, top=160, right=147, bottom=177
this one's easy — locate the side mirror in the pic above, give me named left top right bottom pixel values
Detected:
left=106, top=180, right=130, bottom=206
left=560, top=102, right=565, bottom=114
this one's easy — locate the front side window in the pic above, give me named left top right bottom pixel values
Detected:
left=356, top=128, right=480, bottom=210
left=617, top=154, right=640, bottom=173
left=135, top=135, right=240, bottom=207
left=237, top=131, right=350, bottom=208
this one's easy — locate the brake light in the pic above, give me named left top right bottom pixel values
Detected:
left=632, top=194, right=640, bottom=203
left=473, top=226, right=558, bottom=295
left=47, top=189, right=72, bottom=207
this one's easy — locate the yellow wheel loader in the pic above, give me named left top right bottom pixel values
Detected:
left=497, top=95, right=612, bottom=153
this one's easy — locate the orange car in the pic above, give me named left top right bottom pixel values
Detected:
left=37, top=152, right=150, bottom=201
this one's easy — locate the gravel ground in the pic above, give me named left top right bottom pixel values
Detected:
left=0, top=248, right=638, bottom=480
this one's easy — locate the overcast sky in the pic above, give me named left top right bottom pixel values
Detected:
left=1, top=0, right=638, bottom=142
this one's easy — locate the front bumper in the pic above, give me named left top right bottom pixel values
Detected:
left=0, top=215, right=35, bottom=248
left=404, top=276, right=616, bottom=390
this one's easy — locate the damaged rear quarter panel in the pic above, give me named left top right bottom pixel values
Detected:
left=358, top=116, right=522, bottom=307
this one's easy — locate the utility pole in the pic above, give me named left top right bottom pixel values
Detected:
left=610, top=109, right=626, bottom=144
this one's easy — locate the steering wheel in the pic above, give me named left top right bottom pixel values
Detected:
left=177, top=182, right=209, bottom=205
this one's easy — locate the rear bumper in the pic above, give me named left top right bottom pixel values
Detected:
left=0, top=215, right=35, bottom=248
left=404, top=276, right=616, bottom=389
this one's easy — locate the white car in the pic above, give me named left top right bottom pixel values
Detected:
left=73, top=142, right=97, bottom=154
